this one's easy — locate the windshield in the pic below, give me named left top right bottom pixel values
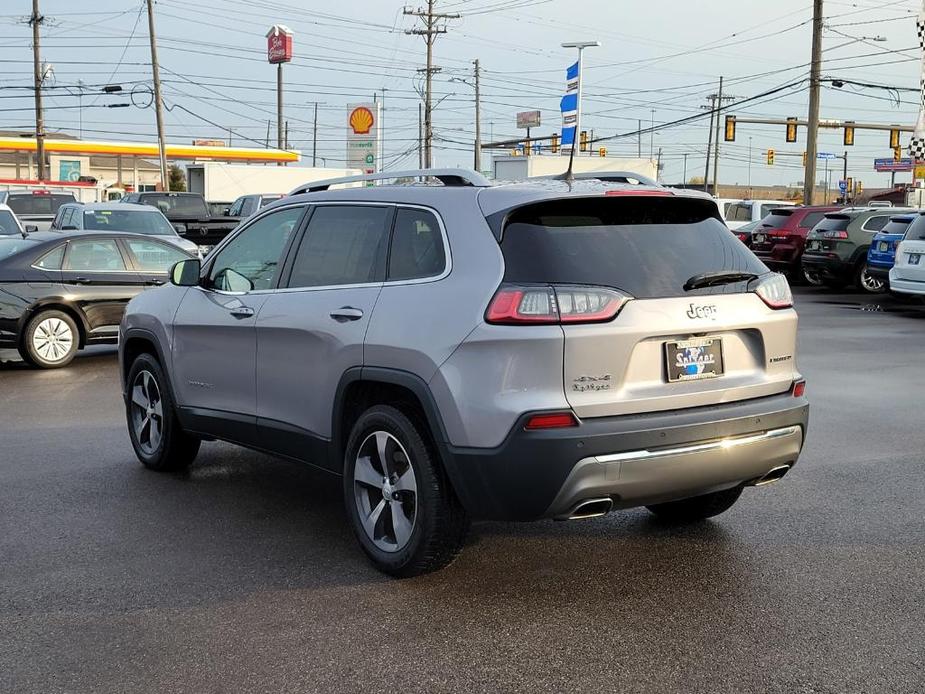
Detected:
left=0, top=237, right=36, bottom=259
left=6, top=193, right=75, bottom=216
left=500, top=196, right=767, bottom=298
left=0, top=209, right=21, bottom=235
left=83, top=209, right=176, bottom=235
left=138, top=194, right=207, bottom=217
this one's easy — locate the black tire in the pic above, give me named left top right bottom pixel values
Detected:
left=855, top=260, right=885, bottom=294
left=343, top=404, right=469, bottom=578
left=126, top=352, right=200, bottom=472
left=646, top=486, right=743, bottom=524
left=19, top=309, right=79, bottom=368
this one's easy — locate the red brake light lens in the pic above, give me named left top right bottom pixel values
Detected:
left=752, top=273, right=793, bottom=310
left=822, top=230, right=849, bottom=239
left=524, top=412, right=579, bottom=430
left=792, top=380, right=806, bottom=397
left=32, top=190, right=50, bottom=195
left=485, top=285, right=631, bottom=325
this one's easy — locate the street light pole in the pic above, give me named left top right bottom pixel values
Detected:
left=145, top=0, right=169, bottom=191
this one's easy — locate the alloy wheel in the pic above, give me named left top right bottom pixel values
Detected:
left=353, top=431, right=418, bottom=553
left=130, top=370, right=164, bottom=455
left=802, top=268, right=823, bottom=286
left=31, top=317, right=74, bottom=363
left=859, top=266, right=885, bottom=293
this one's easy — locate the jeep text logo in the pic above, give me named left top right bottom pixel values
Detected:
left=686, top=303, right=718, bottom=320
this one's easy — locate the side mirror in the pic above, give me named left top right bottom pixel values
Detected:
left=170, top=258, right=201, bottom=287
left=24, top=225, right=38, bottom=233
left=223, top=207, right=231, bottom=216
left=173, top=224, right=187, bottom=236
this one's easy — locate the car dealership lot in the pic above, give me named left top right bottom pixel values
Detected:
left=1, top=288, right=923, bottom=693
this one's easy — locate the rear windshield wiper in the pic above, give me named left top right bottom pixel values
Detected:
left=683, top=271, right=758, bottom=291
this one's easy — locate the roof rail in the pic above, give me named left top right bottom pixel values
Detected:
left=289, top=168, right=492, bottom=195
left=570, top=171, right=660, bottom=187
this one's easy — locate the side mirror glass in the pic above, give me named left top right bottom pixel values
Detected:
left=170, top=258, right=201, bottom=287
left=219, top=268, right=253, bottom=293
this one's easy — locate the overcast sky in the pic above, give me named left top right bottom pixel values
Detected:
left=0, top=0, right=921, bottom=188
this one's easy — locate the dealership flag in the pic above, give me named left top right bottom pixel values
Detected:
left=560, top=61, right=579, bottom=149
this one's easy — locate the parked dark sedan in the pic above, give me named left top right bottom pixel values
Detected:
left=0, top=231, right=193, bottom=368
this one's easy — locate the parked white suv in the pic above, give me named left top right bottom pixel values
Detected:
left=890, top=211, right=925, bottom=297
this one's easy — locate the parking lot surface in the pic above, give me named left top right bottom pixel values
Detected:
left=1, top=288, right=924, bottom=693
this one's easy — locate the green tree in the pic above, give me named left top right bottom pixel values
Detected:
left=167, top=164, right=186, bottom=192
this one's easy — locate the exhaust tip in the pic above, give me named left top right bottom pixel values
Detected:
left=750, top=464, right=792, bottom=487
left=565, top=497, right=613, bottom=520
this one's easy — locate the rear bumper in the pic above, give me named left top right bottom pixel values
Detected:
left=866, top=263, right=891, bottom=281
left=888, top=272, right=925, bottom=296
left=754, top=242, right=801, bottom=271
left=445, top=391, right=809, bottom=521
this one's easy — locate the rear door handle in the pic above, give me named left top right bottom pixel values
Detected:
left=329, top=306, right=364, bottom=322
left=229, top=306, right=255, bottom=319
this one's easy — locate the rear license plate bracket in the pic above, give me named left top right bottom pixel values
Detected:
left=665, top=337, right=724, bottom=382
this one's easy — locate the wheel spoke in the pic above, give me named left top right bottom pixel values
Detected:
left=142, top=371, right=152, bottom=401
left=393, top=467, right=417, bottom=493
left=354, top=455, right=383, bottom=488
left=131, top=385, right=148, bottom=409
left=148, top=418, right=162, bottom=450
left=391, top=502, right=414, bottom=548
left=375, top=431, right=391, bottom=477
left=138, top=415, right=151, bottom=443
left=362, top=499, right=387, bottom=538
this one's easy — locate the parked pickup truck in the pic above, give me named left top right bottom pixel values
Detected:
left=120, top=191, right=239, bottom=252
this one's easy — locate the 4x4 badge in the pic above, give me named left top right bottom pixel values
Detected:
left=686, top=303, right=718, bottom=320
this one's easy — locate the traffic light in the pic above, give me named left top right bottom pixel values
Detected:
left=579, top=130, right=588, bottom=152
left=855, top=180, right=863, bottom=195
left=894, top=146, right=902, bottom=163
left=550, top=133, right=559, bottom=154
left=844, top=122, right=855, bottom=146
left=767, top=149, right=775, bottom=165
left=890, top=129, right=900, bottom=149
left=786, top=117, right=798, bottom=143
left=846, top=177, right=853, bottom=195
left=598, top=147, right=607, bottom=157
left=724, top=115, right=736, bottom=142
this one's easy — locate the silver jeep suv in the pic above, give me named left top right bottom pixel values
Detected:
left=119, top=169, right=809, bottom=577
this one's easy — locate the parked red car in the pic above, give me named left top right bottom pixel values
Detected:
left=750, top=206, right=843, bottom=282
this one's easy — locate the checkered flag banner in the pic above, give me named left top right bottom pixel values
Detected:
left=909, top=1, right=925, bottom=160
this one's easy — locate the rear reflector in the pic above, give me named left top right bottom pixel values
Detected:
left=486, top=284, right=631, bottom=325
left=792, top=380, right=806, bottom=397
left=524, top=412, right=579, bottom=430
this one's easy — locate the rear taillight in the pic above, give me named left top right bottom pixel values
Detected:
left=792, top=380, right=806, bottom=397
left=524, top=412, right=579, bottom=430
left=736, top=233, right=748, bottom=242
left=485, top=284, right=631, bottom=325
left=751, top=273, right=793, bottom=309
left=822, top=230, right=849, bottom=240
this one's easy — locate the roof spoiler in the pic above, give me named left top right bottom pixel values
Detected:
left=288, top=168, right=492, bottom=195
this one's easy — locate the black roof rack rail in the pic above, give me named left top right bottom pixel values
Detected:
left=289, top=168, right=492, bottom=195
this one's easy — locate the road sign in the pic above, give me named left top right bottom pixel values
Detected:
left=838, top=180, right=848, bottom=194
left=873, top=157, right=913, bottom=172
left=817, top=152, right=837, bottom=160
left=516, top=110, right=541, bottom=129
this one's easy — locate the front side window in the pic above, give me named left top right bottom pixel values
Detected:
left=63, top=239, right=126, bottom=272
left=287, top=205, right=390, bottom=288
left=124, top=239, right=189, bottom=272
left=388, top=208, right=446, bottom=281
left=208, top=206, right=304, bottom=291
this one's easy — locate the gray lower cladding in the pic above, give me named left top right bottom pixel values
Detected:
left=545, top=424, right=804, bottom=518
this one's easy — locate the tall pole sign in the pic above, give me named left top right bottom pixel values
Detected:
left=266, top=25, right=293, bottom=162
left=347, top=103, right=381, bottom=179
left=911, top=2, right=925, bottom=182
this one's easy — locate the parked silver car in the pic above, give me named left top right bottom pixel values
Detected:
left=119, top=169, right=809, bottom=577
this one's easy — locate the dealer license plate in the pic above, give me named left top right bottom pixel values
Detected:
left=910, top=254, right=921, bottom=265
left=665, top=337, right=724, bottom=382
left=879, top=241, right=889, bottom=252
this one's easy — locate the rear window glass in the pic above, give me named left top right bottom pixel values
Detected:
left=137, top=194, right=207, bottom=217
left=83, top=208, right=175, bottom=235
left=799, top=212, right=828, bottom=229
left=759, top=211, right=792, bottom=229
left=760, top=204, right=790, bottom=217
left=881, top=219, right=911, bottom=236
left=725, top=202, right=752, bottom=222
left=904, top=216, right=925, bottom=241
left=814, top=216, right=850, bottom=233
left=500, top=197, right=767, bottom=299
left=7, top=193, right=75, bottom=216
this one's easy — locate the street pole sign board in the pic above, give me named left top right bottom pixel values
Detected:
left=266, top=25, right=293, bottom=64
left=347, top=103, right=381, bottom=176
left=517, top=111, right=541, bottom=129
left=874, top=158, right=913, bottom=172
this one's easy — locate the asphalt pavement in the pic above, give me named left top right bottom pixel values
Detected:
left=1, top=288, right=924, bottom=694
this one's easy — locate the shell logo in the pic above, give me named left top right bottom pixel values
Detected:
left=349, top=107, right=375, bottom=135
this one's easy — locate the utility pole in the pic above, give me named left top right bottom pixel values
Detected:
left=649, top=109, right=655, bottom=159
left=712, top=76, right=724, bottom=196
left=418, top=102, right=423, bottom=168
left=682, top=153, right=688, bottom=185
left=656, top=147, right=662, bottom=182
left=145, top=0, right=168, bottom=191
left=748, top=136, right=753, bottom=192
left=473, top=59, right=482, bottom=172
left=312, top=102, right=318, bottom=167
left=701, top=77, right=736, bottom=195
left=804, top=0, right=824, bottom=205
left=30, top=0, right=47, bottom=181
left=637, top=119, right=642, bottom=158
left=276, top=62, right=284, bottom=165
left=702, top=100, right=715, bottom=193
left=405, top=1, right=459, bottom=168
left=381, top=88, right=387, bottom=171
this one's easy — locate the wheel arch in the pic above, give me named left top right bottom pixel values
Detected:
left=121, top=328, right=173, bottom=402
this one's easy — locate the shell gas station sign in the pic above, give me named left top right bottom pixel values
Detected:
left=346, top=103, right=381, bottom=175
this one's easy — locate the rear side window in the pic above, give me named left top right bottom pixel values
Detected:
left=388, top=208, right=446, bottom=281
left=499, top=197, right=767, bottom=299
left=862, top=215, right=891, bottom=232
left=904, top=216, right=925, bottom=241
left=725, top=203, right=752, bottom=222
left=287, top=205, right=390, bottom=288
